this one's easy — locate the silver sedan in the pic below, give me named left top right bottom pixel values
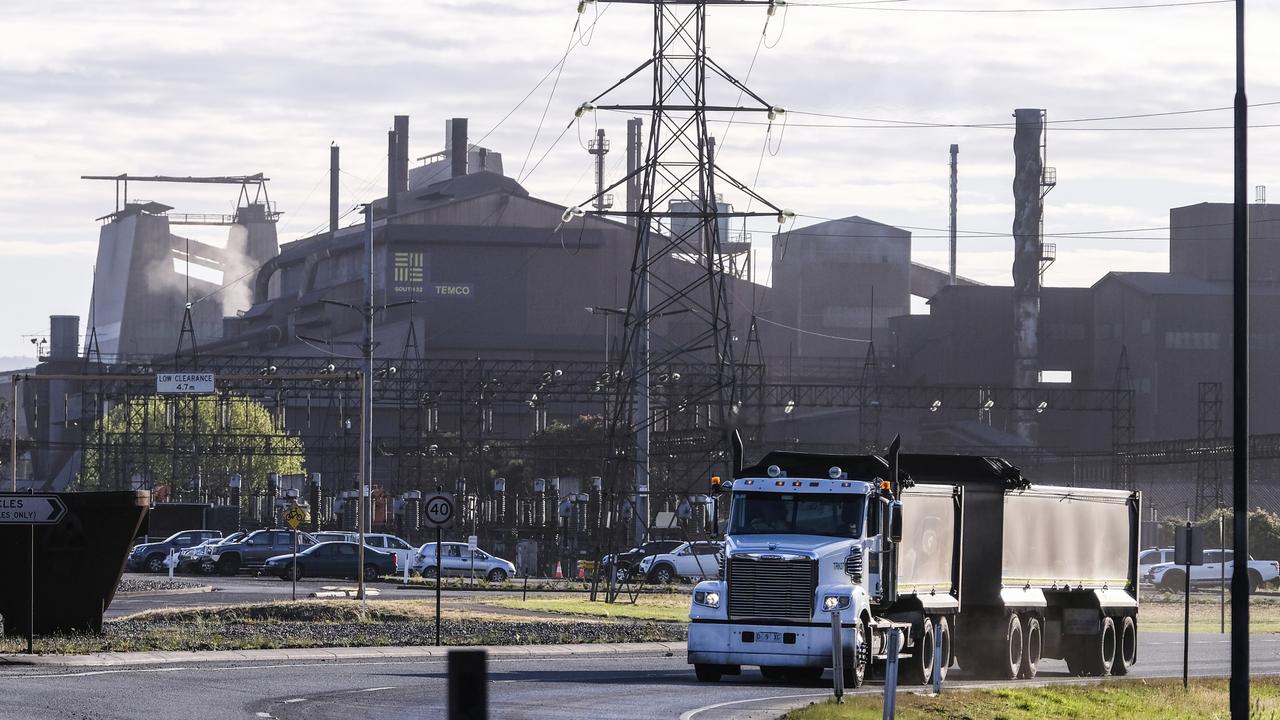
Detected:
left=412, top=542, right=516, bottom=582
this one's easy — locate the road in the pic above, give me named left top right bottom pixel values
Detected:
left=1, top=631, right=1277, bottom=720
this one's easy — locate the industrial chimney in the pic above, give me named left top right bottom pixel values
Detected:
left=1012, top=108, right=1044, bottom=443
left=448, top=118, right=469, bottom=178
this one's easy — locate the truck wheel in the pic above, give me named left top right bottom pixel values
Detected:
left=1249, top=570, right=1263, bottom=595
left=906, top=619, right=935, bottom=685
left=942, top=614, right=952, bottom=681
left=1083, top=616, right=1117, bottom=676
left=1019, top=615, right=1042, bottom=679
left=999, top=613, right=1024, bottom=680
left=364, top=565, right=380, bottom=582
left=694, top=664, right=723, bottom=682
left=1160, top=569, right=1185, bottom=593
left=145, top=554, right=166, bottom=573
left=845, top=620, right=870, bottom=689
left=1112, top=616, right=1137, bottom=675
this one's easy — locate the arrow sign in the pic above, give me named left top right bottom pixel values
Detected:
left=0, top=494, right=67, bottom=525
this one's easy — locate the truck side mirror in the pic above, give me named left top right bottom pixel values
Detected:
left=889, top=501, right=903, bottom=544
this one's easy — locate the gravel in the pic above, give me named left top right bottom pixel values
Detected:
left=116, top=577, right=205, bottom=593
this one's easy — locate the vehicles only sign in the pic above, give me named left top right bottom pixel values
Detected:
left=0, top=494, right=67, bottom=525
left=156, top=372, right=215, bottom=395
left=422, top=492, right=455, bottom=529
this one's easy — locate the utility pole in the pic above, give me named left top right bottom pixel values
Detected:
left=1230, top=0, right=1249, bottom=715
left=357, top=204, right=374, bottom=605
left=949, top=144, right=958, bottom=285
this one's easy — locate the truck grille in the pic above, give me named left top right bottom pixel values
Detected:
left=727, top=556, right=816, bottom=621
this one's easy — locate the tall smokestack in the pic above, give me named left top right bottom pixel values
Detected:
left=387, top=129, right=399, bottom=215
left=626, top=117, right=643, bottom=227
left=449, top=118, right=468, bottom=178
left=394, top=115, right=409, bottom=192
left=1012, top=108, right=1044, bottom=442
left=949, top=144, right=958, bottom=285
left=330, top=144, right=340, bottom=236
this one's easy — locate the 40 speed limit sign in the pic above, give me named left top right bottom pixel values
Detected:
left=422, top=492, right=456, bottom=529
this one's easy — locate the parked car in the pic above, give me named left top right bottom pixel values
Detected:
left=362, top=534, right=417, bottom=569
left=412, top=542, right=515, bottom=582
left=263, top=541, right=396, bottom=582
left=314, top=531, right=358, bottom=543
left=600, top=540, right=685, bottom=582
left=207, top=529, right=317, bottom=576
left=638, top=541, right=722, bottom=584
left=126, top=530, right=224, bottom=573
left=1139, top=547, right=1175, bottom=582
left=1145, top=548, right=1280, bottom=593
left=176, top=532, right=246, bottom=574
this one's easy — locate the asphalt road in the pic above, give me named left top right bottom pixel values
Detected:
left=1, top=631, right=1277, bottom=720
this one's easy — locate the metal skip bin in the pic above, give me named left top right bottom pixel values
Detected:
left=1, top=491, right=150, bottom=636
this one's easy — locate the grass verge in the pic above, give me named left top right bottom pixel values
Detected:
left=479, top=593, right=689, bottom=622
left=785, top=677, right=1280, bottom=720
left=0, top=599, right=686, bottom=655
left=1139, top=593, right=1280, bottom=633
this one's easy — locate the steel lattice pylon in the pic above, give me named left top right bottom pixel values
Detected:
left=578, top=0, right=785, bottom=544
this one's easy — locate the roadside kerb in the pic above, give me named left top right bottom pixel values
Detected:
left=115, top=586, right=214, bottom=598
left=0, top=641, right=686, bottom=668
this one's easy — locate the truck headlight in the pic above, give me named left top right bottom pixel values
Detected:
left=693, top=590, right=721, bottom=608
left=822, top=595, right=851, bottom=612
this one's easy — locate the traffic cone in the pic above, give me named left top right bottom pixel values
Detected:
left=554, top=561, right=563, bottom=579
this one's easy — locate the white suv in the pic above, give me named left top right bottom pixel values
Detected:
left=638, top=541, right=722, bottom=584
left=1146, top=548, right=1280, bottom=593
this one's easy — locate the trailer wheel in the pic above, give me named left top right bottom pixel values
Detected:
left=1083, top=616, right=1117, bottom=676
left=905, top=619, right=935, bottom=685
left=999, top=613, right=1024, bottom=680
left=936, top=617, right=951, bottom=683
left=1112, top=616, right=1137, bottom=675
left=1019, top=615, right=1042, bottom=679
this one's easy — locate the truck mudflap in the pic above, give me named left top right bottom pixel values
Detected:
left=1093, top=587, right=1138, bottom=610
left=688, top=620, right=860, bottom=668
left=1000, top=587, right=1048, bottom=608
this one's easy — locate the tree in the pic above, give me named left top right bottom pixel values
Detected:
left=1163, top=507, right=1280, bottom=561
left=77, top=394, right=305, bottom=495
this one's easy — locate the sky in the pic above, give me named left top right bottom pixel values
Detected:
left=0, top=0, right=1276, bottom=357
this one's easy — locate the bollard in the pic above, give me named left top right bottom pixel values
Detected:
left=167, top=550, right=176, bottom=579
left=448, top=649, right=488, bottom=720
left=830, top=609, right=844, bottom=701
left=403, top=555, right=411, bottom=586
left=882, top=627, right=901, bottom=720
left=932, top=618, right=944, bottom=695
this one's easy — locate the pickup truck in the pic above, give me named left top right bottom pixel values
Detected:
left=639, top=541, right=722, bottom=584
left=126, top=530, right=223, bottom=573
left=1145, top=548, right=1279, bottom=593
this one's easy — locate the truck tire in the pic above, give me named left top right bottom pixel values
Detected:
left=1112, top=616, right=1137, bottom=675
left=905, top=619, right=935, bottom=685
left=936, top=617, right=951, bottom=683
left=1082, top=616, right=1117, bottom=677
left=1019, top=615, right=1042, bottom=679
left=694, top=664, right=723, bottom=682
left=1249, top=570, right=1263, bottom=595
left=998, top=613, right=1023, bottom=680
left=845, top=620, right=870, bottom=689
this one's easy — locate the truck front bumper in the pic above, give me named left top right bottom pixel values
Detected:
left=688, top=620, right=858, bottom=668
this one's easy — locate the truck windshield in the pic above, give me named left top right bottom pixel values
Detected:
left=728, top=492, right=866, bottom=538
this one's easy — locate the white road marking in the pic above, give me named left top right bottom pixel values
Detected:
left=679, top=692, right=829, bottom=720
left=350, top=686, right=396, bottom=693
left=282, top=698, right=307, bottom=703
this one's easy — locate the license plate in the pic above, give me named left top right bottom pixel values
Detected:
left=755, top=631, right=784, bottom=643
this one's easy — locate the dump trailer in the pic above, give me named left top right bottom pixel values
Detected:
left=688, top=443, right=963, bottom=686
left=900, top=454, right=1140, bottom=679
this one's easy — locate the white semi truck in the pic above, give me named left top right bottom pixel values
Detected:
left=688, top=440, right=1140, bottom=684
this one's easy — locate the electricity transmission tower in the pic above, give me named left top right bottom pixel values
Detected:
left=575, top=0, right=788, bottom=544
